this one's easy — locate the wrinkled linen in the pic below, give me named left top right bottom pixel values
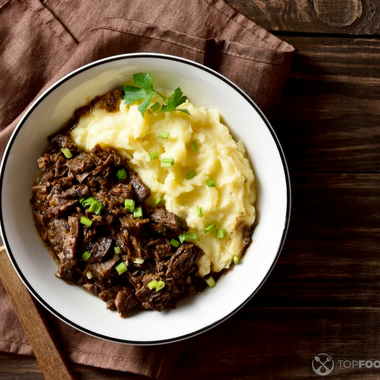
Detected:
left=0, top=0, right=294, bottom=378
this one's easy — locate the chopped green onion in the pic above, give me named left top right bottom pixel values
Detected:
left=124, top=199, right=135, bottom=212
left=148, top=280, right=158, bottom=290
left=204, top=223, right=216, bottom=235
left=233, top=256, right=240, bottom=265
left=61, top=148, right=73, bottom=159
left=133, top=258, right=145, bottom=264
left=94, top=202, right=103, bottom=215
left=80, top=216, right=92, bottom=227
left=170, top=239, right=180, bottom=248
left=150, top=151, right=159, bottom=161
left=188, top=231, right=199, bottom=241
left=82, top=196, right=102, bottom=215
left=133, top=206, right=143, bottom=218
left=158, top=131, right=169, bottom=139
left=196, top=205, right=203, bottom=217
left=162, top=158, right=175, bottom=165
left=205, top=276, right=216, bottom=288
left=186, top=170, right=197, bottom=180
left=155, top=280, right=165, bottom=291
left=154, top=196, right=163, bottom=206
left=88, top=201, right=97, bottom=213
left=82, top=251, right=91, bottom=261
left=206, top=179, right=216, bottom=187
left=216, top=229, right=228, bottom=239
left=82, top=196, right=95, bottom=208
left=161, top=161, right=172, bottom=168
left=190, top=141, right=198, bottom=151
left=86, top=271, right=93, bottom=280
left=88, top=200, right=103, bottom=215
left=150, top=102, right=161, bottom=112
left=184, top=231, right=199, bottom=241
left=116, top=168, right=127, bottom=180
left=114, top=246, right=121, bottom=254
left=147, top=279, right=165, bottom=292
left=79, top=197, right=86, bottom=205
left=161, top=158, right=175, bottom=168
left=115, top=262, right=128, bottom=275
left=178, top=234, right=186, bottom=244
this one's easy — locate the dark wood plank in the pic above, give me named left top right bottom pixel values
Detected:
left=226, top=0, right=380, bottom=35
left=0, top=353, right=44, bottom=380
left=252, top=172, right=380, bottom=307
left=172, top=307, right=380, bottom=379
left=273, top=36, right=380, bottom=173
left=3, top=308, right=380, bottom=380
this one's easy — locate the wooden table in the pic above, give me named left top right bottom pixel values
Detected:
left=1, top=0, right=379, bottom=379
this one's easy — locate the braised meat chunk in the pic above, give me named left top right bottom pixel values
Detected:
left=31, top=133, right=205, bottom=318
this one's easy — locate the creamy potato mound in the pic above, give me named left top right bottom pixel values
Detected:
left=71, top=97, right=256, bottom=276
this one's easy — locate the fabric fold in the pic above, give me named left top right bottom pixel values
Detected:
left=0, top=0, right=294, bottom=378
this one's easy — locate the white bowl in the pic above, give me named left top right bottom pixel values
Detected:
left=0, top=53, right=290, bottom=345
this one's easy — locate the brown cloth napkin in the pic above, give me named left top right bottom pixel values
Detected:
left=0, top=0, right=294, bottom=378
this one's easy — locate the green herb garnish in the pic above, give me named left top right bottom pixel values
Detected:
left=158, top=131, right=169, bottom=139
left=122, top=73, right=162, bottom=116
left=82, top=251, right=91, bottom=261
left=115, top=262, right=128, bottom=275
left=154, top=196, right=163, bottom=206
left=149, top=102, right=161, bottom=112
left=155, top=280, right=166, bottom=291
left=88, top=200, right=103, bottom=215
left=161, top=157, right=175, bottom=165
left=124, top=199, right=135, bottom=212
left=205, top=276, right=216, bottom=288
left=178, top=231, right=199, bottom=243
left=170, top=239, right=180, bottom=248
left=61, top=148, right=73, bottom=159
left=161, top=158, right=175, bottom=168
left=204, top=223, right=216, bottom=235
left=81, top=196, right=95, bottom=207
left=216, top=229, right=228, bottom=239
left=186, top=170, right=197, bottom=180
left=81, top=196, right=103, bottom=215
left=116, top=168, right=127, bottom=180
left=185, top=231, right=199, bottom=241
left=147, top=279, right=165, bottom=292
left=190, top=141, right=198, bottom=151
left=206, top=179, right=216, bottom=187
left=159, top=87, right=190, bottom=115
left=122, top=73, right=189, bottom=116
left=133, top=206, right=143, bottom=218
left=150, top=151, right=159, bottom=161
left=80, top=216, right=92, bottom=227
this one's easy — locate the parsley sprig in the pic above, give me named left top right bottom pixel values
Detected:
left=122, top=73, right=190, bottom=117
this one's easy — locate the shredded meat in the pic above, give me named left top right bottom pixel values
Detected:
left=63, top=216, right=80, bottom=259
left=31, top=106, right=206, bottom=317
left=66, top=153, right=95, bottom=174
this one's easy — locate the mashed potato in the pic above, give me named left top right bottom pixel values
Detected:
left=71, top=97, right=256, bottom=276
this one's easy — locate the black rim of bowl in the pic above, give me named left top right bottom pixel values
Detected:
left=0, top=53, right=291, bottom=345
